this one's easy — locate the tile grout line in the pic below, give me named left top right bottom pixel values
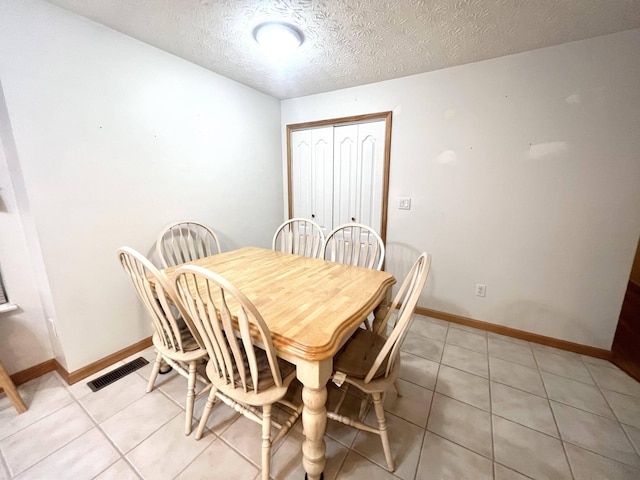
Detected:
left=0, top=374, right=90, bottom=479
left=486, top=330, right=495, bottom=480
left=72, top=388, right=144, bottom=480
left=149, top=386, right=224, bottom=480
left=545, top=351, right=640, bottom=470
left=0, top=372, right=75, bottom=442
left=0, top=443, right=10, bottom=480
left=328, top=436, right=350, bottom=480
left=493, top=462, right=536, bottom=479
left=412, top=321, right=449, bottom=480
left=10, top=394, right=115, bottom=479
left=531, top=341, right=576, bottom=480
left=72, top=358, right=190, bottom=480
left=582, top=356, right=640, bottom=466
left=422, top=429, right=494, bottom=462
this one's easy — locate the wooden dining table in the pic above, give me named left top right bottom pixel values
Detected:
left=161, top=246, right=395, bottom=479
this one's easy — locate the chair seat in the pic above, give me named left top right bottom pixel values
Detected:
left=152, top=330, right=205, bottom=362
left=207, top=348, right=296, bottom=399
left=334, top=328, right=388, bottom=380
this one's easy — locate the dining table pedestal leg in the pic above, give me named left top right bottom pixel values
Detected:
left=297, top=359, right=332, bottom=480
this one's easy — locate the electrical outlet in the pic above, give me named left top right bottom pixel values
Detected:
left=475, top=284, right=486, bottom=297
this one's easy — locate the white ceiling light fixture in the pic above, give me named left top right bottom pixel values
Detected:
left=253, top=22, right=303, bottom=57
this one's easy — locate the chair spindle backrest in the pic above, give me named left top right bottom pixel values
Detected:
left=322, top=223, right=385, bottom=270
left=173, top=265, right=282, bottom=393
left=156, top=221, right=222, bottom=268
left=117, top=246, right=202, bottom=352
left=272, top=218, right=325, bottom=258
left=366, top=252, right=431, bottom=383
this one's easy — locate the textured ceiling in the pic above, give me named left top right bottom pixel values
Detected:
left=45, top=0, right=640, bottom=99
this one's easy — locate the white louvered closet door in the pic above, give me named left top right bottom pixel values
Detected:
left=291, top=127, right=334, bottom=235
left=333, top=120, right=386, bottom=235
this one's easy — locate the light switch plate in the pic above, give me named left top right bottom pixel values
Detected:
left=399, top=197, right=411, bottom=210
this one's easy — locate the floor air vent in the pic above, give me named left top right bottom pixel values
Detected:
left=87, top=356, right=149, bottom=392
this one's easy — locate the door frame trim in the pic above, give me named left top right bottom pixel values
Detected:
left=286, top=111, right=393, bottom=243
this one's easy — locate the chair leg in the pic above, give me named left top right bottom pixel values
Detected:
left=371, top=392, right=394, bottom=472
left=393, top=380, right=403, bottom=397
left=195, top=387, right=217, bottom=440
left=146, top=351, right=163, bottom=393
left=333, top=383, right=350, bottom=414
left=185, top=360, right=197, bottom=435
left=0, top=361, right=27, bottom=414
left=358, top=395, right=370, bottom=421
left=261, top=404, right=272, bottom=480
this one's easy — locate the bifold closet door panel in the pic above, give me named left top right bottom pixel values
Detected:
left=291, top=127, right=334, bottom=234
left=333, top=121, right=386, bottom=234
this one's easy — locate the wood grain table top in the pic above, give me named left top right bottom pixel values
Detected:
left=162, top=247, right=396, bottom=361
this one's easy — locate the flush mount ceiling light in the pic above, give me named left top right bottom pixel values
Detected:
left=253, top=22, right=303, bottom=57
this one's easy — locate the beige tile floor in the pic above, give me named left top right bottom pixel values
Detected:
left=1, top=315, right=640, bottom=479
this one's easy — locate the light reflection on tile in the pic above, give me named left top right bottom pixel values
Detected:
left=100, top=390, right=182, bottom=453
left=494, top=463, right=531, bottom=480
left=337, top=450, right=399, bottom=479
left=0, top=373, right=74, bottom=441
left=78, top=372, right=148, bottom=423
left=491, top=381, right=558, bottom=437
left=93, top=459, right=140, bottom=480
left=416, top=432, right=492, bottom=480
left=488, top=337, right=536, bottom=368
left=126, top=414, right=214, bottom=479
left=445, top=328, right=487, bottom=354
left=175, top=437, right=259, bottom=480
left=489, top=356, right=546, bottom=397
left=441, top=343, right=488, bottom=378
left=542, top=371, right=614, bottom=419
left=534, top=350, right=594, bottom=384
left=435, top=365, right=490, bottom=411
left=14, top=428, right=119, bottom=480
left=493, top=416, right=572, bottom=479
left=586, top=364, right=640, bottom=398
left=400, top=335, right=444, bottom=363
left=623, top=424, right=640, bottom=457
left=551, top=401, right=640, bottom=468
left=427, top=393, right=492, bottom=458
left=382, top=379, right=432, bottom=428
left=0, top=402, right=94, bottom=476
left=602, top=389, right=640, bottom=429
left=354, top=410, right=424, bottom=479
left=564, top=442, right=640, bottom=480
left=409, top=316, right=448, bottom=342
left=398, top=352, right=439, bottom=390
left=271, top=429, right=347, bottom=480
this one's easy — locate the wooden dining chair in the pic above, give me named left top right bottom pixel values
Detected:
left=322, top=223, right=385, bottom=270
left=327, top=252, right=431, bottom=472
left=172, top=265, right=303, bottom=480
left=156, top=221, right=222, bottom=268
left=272, top=218, right=325, bottom=258
left=117, top=247, right=210, bottom=435
left=323, top=223, right=386, bottom=331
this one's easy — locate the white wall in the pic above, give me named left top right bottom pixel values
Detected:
left=0, top=0, right=284, bottom=372
left=0, top=96, right=55, bottom=375
left=282, top=29, right=640, bottom=350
